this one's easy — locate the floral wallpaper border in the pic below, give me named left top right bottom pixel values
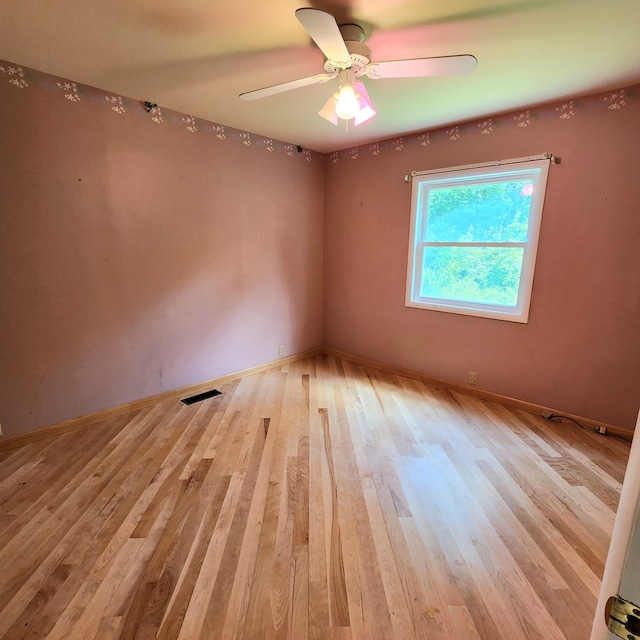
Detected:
left=327, top=87, right=635, bottom=163
left=1, top=60, right=637, bottom=164
left=0, top=62, right=318, bottom=162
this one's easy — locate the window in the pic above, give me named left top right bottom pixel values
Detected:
left=405, top=156, right=551, bottom=323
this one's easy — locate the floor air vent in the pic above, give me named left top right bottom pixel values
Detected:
left=181, top=389, right=222, bottom=405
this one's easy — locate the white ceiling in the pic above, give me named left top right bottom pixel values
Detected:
left=1, top=0, right=639, bottom=153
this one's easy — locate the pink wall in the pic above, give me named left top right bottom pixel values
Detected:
left=323, top=88, right=640, bottom=429
left=1, top=63, right=638, bottom=438
left=0, top=66, right=324, bottom=438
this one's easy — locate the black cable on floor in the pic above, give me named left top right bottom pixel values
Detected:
left=542, top=412, right=633, bottom=443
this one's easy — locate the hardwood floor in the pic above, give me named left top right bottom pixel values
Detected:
left=0, top=355, right=630, bottom=639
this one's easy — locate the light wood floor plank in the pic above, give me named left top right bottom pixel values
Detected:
left=0, top=354, right=630, bottom=639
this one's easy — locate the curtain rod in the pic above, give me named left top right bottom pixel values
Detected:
left=404, top=153, right=560, bottom=182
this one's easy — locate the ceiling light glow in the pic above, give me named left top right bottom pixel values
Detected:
left=318, top=70, right=376, bottom=127
left=335, top=84, right=360, bottom=120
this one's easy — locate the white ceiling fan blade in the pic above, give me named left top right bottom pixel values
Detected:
left=239, top=73, right=334, bottom=101
left=295, top=8, right=351, bottom=66
left=367, top=55, right=477, bottom=79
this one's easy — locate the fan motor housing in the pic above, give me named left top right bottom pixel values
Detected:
left=324, top=40, right=371, bottom=76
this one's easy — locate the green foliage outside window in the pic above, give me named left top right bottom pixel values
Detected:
left=420, top=180, right=533, bottom=306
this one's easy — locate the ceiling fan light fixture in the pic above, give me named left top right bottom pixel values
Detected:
left=321, top=68, right=376, bottom=125
left=317, top=78, right=376, bottom=126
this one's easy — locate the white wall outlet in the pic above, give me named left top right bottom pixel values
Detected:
left=279, top=345, right=286, bottom=357
left=469, top=371, right=478, bottom=385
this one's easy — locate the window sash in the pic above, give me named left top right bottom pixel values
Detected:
left=412, top=245, right=527, bottom=308
left=418, top=241, right=527, bottom=248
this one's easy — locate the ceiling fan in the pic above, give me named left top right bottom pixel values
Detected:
left=239, top=8, right=477, bottom=127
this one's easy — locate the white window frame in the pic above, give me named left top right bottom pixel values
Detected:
left=405, top=156, right=551, bottom=323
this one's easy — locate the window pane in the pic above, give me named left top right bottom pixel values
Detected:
left=420, top=246, right=524, bottom=306
left=425, top=179, right=534, bottom=243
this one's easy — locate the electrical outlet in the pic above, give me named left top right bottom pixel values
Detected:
left=597, top=425, right=607, bottom=435
left=0, top=421, right=3, bottom=437
left=469, top=371, right=478, bottom=385
left=279, top=345, right=286, bottom=357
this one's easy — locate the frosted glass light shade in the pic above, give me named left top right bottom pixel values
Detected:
left=353, top=81, right=376, bottom=126
left=318, top=95, right=339, bottom=124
